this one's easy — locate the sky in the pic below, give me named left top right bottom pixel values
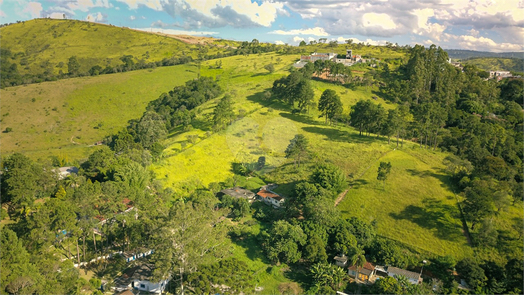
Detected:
left=1, top=0, right=523, bottom=52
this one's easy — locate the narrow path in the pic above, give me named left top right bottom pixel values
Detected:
left=335, top=149, right=395, bottom=207
left=334, top=189, right=349, bottom=206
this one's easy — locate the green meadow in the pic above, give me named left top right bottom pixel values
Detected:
left=1, top=64, right=198, bottom=160
left=149, top=52, right=473, bottom=259
left=0, top=18, right=240, bottom=76
left=3, top=47, right=472, bottom=263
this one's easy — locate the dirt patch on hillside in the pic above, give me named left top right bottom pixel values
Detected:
left=157, top=34, right=216, bottom=44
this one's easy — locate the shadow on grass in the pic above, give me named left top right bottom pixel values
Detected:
left=283, top=263, right=312, bottom=290
left=406, top=168, right=454, bottom=192
left=245, top=90, right=292, bottom=113
left=389, top=198, right=463, bottom=242
left=280, top=112, right=320, bottom=126
left=351, top=179, right=369, bottom=189
left=302, top=126, right=389, bottom=144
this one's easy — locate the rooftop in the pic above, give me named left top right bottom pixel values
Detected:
left=219, top=187, right=255, bottom=199
left=257, top=189, right=283, bottom=201
left=387, top=266, right=421, bottom=281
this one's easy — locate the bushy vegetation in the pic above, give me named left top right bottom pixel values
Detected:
left=1, top=21, right=522, bottom=294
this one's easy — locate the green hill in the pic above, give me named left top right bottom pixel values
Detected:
left=0, top=18, right=240, bottom=77
left=463, top=57, right=524, bottom=73
left=0, top=64, right=199, bottom=160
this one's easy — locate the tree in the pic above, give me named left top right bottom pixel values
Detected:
left=264, top=63, right=275, bottom=73
left=1, top=229, right=41, bottom=294
left=135, top=111, right=167, bottom=149
left=311, top=163, right=346, bottom=194
left=349, top=246, right=366, bottom=270
left=67, top=56, right=80, bottom=76
left=261, top=220, right=307, bottom=264
left=373, top=276, right=402, bottom=294
left=285, top=134, right=309, bottom=168
left=299, top=40, right=307, bottom=46
left=462, top=179, right=495, bottom=230
left=304, top=234, right=328, bottom=263
left=151, top=202, right=227, bottom=295
left=311, top=262, right=347, bottom=291
left=1, top=153, right=51, bottom=212
left=377, top=161, right=392, bottom=187
left=295, top=80, right=314, bottom=112
left=318, top=89, right=343, bottom=125
left=212, top=95, right=235, bottom=131
left=456, top=258, right=487, bottom=292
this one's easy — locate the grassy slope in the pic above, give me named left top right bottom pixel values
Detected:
left=150, top=52, right=474, bottom=262
left=0, top=19, right=238, bottom=76
left=463, top=57, right=524, bottom=73
left=1, top=64, right=198, bottom=160
left=3, top=42, right=481, bottom=286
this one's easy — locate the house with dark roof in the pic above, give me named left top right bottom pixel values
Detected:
left=217, top=187, right=256, bottom=202
left=257, top=189, right=285, bottom=208
left=387, top=266, right=423, bottom=285
left=113, top=261, right=170, bottom=294
left=348, top=262, right=377, bottom=284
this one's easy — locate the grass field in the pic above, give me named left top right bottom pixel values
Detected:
left=0, top=19, right=242, bottom=76
left=3, top=48, right=476, bottom=260
left=147, top=52, right=474, bottom=259
left=1, top=64, right=198, bottom=161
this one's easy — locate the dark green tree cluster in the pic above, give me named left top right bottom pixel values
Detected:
left=318, top=89, right=343, bottom=125
left=285, top=134, right=309, bottom=168
left=212, top=95, right=235, bottom=131
left=146, top=77, right=223, bottom=130
left=271, top=71, right=314, bottom=112
left=185, top=258, right=255, bottom=294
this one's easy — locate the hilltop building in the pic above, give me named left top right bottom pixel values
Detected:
left=294, top=49, right=366, bottom=68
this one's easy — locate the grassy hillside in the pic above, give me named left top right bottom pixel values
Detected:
left=0, top=64, right=199, bottom=160
left=148, top=52, right=473, bottom=260
left=462, top=57, right=524, bottom=73
left=0, top=18, right=239, bottom=76
left=3, top=43, right=474, bottom=263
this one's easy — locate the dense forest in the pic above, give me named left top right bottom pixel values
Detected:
left=1, top=42, right=523, bottom=295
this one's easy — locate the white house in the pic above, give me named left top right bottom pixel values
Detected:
left=57, top=166, right=79, bottom=180
left=387, top=266, right=423, bottom=285
left=113, top=262, right=170, bottom=294
left=257, top=189, right=285, bottom=208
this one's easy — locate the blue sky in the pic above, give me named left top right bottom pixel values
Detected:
left=1, top=0, right=523, bottom=52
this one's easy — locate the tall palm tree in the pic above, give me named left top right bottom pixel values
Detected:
left=350, top=247, right=367, bottom=280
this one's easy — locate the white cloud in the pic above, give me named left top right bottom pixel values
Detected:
left=349, top=37, right=388, bottom=46
left=275, top=40, right=285, bottom=45
left=49, top=12, right=66, bottom=19
left=283, top=0, right=523, bottom=47
left=268, top=27, right=329, bottom=36
left=134, top=27, right=219, bottom=35
left=67, top=0, right=112, bottom=12
left=448, top=34, right=523, bottom=52
left=23, top=2, right=42, bottom=18
left=0, top=10, right=5, bottom=17
left=119, top=0, right=283, bottom=27
left=293, top=36, right=305, bottom=43
left=86, top=12, right=106, bottom=22
left=130, top=15, right=136, bottom=20
left=362, top=13, right=397, bottom=30
left=116, top=0, right=163, bottom=11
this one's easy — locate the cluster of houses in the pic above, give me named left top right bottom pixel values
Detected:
left=217, top=183, right=285, bottom=208
left=334, top=254, right=423, bottom=286
left=448, top=60, right=519, bottom=81
left=294, top=49, right=368, bottom=68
